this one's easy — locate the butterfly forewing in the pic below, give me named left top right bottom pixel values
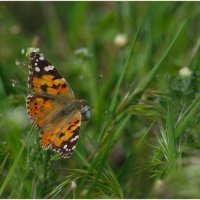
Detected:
left=27, top=51, right=74, bottom=98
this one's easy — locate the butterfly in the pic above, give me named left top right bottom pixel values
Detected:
left=25, top=48, right=91, bottom=158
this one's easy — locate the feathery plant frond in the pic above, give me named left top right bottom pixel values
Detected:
left=150, top=71, right=200, bottom=179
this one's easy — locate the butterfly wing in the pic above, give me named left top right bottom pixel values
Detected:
left=27, top=50, right=74, bottom=98
left=26, top=93, right=82, bottom=158
left=41, top=111, right=82, bottom=158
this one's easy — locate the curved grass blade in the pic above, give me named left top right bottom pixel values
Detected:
left=0, top=125, right=34, bottom=197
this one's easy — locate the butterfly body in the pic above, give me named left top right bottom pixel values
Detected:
left=25, top=48, right=91, bottom=158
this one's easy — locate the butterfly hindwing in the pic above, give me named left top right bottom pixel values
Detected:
left=40, top=111, right=81, bottom=158
left=27, top=93, right=82, bottom=157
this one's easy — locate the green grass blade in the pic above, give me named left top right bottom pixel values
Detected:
left=75, top=150, right=91, bottom=168
left=0, top=154, right=9, bottom=175
left=76, top=115, right=130, bottom=197
left=117, top=17, right=189, bottom=115
left=118, top=124, right=151, bottom=181
left=175, top=94, right=200, bottom=138
left=133, top=18, right=189, bottom=96
left=0, top=127, right=34, bottom=197
left=87, top=115, right=130, bottom=195
left=109, top=21, right=143, bottom=112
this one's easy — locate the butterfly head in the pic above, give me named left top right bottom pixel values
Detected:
left=80, top=100, right=92, bottom=121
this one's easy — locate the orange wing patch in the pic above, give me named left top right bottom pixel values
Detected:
left=32, top=75, right=68, bottom=94
left=26, top=94, right=54, bottom=128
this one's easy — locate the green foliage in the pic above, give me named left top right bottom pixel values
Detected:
left=0, top=2, right=200, bottom=198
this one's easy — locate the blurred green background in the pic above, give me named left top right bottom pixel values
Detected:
left=0, top=2, right=200, bottom=198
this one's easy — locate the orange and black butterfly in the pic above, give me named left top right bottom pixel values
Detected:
left=25, top=48, right=91, bottom=158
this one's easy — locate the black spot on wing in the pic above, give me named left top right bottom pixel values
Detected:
left=74, top=120, right=80, bottom=124
left=52, top=84, right=61, bottom=90
left=61, top=84, right=67, bottom=88
left=40, top=84, right=48, bottom=92
left=57, top=132, right=65, bottom=139
left=67, top=124, right=75, bottom=130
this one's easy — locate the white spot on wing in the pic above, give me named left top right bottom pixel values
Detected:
left=39, top=56, right=44, bottom=60
left=50, top=65, right=54, bottom=70
left=35, top=67, right=40, bottom=72
left=44, top=65, right=54, bottom=71
left=72, top=146, right=76, bottom=150
left=71, top=135, right=79, bottom=142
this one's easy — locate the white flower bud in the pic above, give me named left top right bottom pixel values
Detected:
left=114, top=33, right=128, bottom=48
left=179, top=66, right=192, bottom=77
left=70, top=181, right=77, bottom=191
